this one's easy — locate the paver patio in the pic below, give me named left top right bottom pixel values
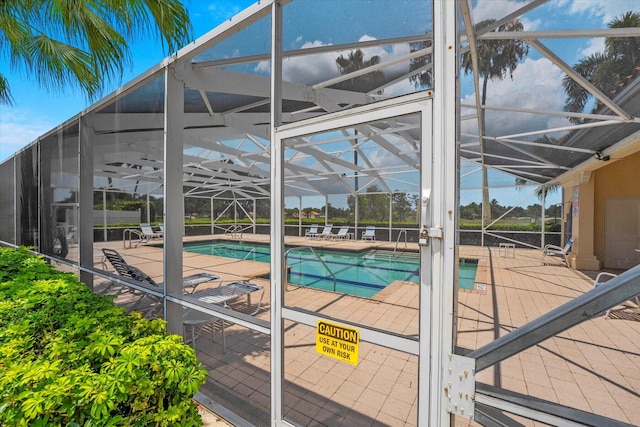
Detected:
left=89, top=235, right=640, bottom=426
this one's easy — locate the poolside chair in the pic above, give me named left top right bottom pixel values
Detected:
left=540, top=238, right=573, bottom=266
left=593, top=272, right=640, bottom=319
left=188, top=281, right=265, bottom=315
left=362, top=226, right=376, bottom=241
left=305, top=224, right=319, bottom=238
left=317, top=224, right=334, bottom=239
left=101, top=248, right=221, bottom=308
left=330, top=225, right=351, bottom=240
left=140, top=223, right=163, bottom=240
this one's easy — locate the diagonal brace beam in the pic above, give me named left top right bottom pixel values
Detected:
left=469, top=264, right=640, bottom=372
left=475, top=384, right=636, bottom=427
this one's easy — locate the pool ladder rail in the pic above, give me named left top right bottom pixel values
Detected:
left=225, top=224, right=244, bottom=239
left=284, top=246, right=337, bottom=292
left=393, top=229, right=408, bottom=255
left=123, top=228, right=147, bottom=248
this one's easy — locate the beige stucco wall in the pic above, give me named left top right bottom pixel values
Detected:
left=565, top=150, right=640, bottom=270
left=593, top=150, right=640, bottom=266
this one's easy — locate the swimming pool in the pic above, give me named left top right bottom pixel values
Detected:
left=184, top=240, right=476, bottom=298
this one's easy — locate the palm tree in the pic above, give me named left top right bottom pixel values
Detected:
left=334, top=49, right=386, bottom=93
left=0, top=0, right=192, bottom=105
left=563, top=11, right=640, bottom=123
left=409, top=39, right=432, bottom=89
left=462, top=19, right=529, bottom=226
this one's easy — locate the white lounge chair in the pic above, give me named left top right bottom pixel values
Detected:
left=362, top=226, right=376, bottom=241
left=330, top=225, right=351, bottom=239
left=140, top=223, right=163, bottom=239
left=540, top=238, right=573, bottom=266
left=101, top=248, right=221, bottom=308
left=188, top=281, right=265, bottom=315
left=318, top=224, right=334, bottom=239
left=305, top=224, right=319, bottom=238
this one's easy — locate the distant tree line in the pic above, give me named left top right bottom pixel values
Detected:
left=460, top=200, right=562, bottom=220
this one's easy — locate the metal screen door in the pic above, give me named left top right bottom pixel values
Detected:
left=270, top=93, right=447, bottom=426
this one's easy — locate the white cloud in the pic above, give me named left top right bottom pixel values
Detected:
left=461, top=57, right=571, bottom=138
left=0, top=108, right=54, bottom=162
left=260, top=35, right=416, bottom=97
left=473, top=0, right=634, bottom=31
left=472, top=0, right=532, bottom=23
left=280, top=40, right=340, bottom=84
left=580, top=38, right=606, bottom=57
left=521, top=18, right=542, bottom=31
left=565, top=0, right=636, bottom=24
left=205, top=1, right=246, bottom=19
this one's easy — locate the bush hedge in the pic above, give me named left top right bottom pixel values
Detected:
left=0, top=247, right=207, bottom=426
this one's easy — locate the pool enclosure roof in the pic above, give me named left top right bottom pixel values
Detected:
left=17, top=0, right=640, bottom=200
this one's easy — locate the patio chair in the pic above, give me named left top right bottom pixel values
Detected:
left=318, top=224, right=334, bottom=239
left=101, top=248, right=221, bottom=304
left=140, top=223, right=163, bottom=239
left=362, top=226, right=376, bottom=241
left=305, top=224, right=319, bottom=238
left=540, top=238, right=573, bottom=266
left=593, top=272, right=640, bottom=318
left=330, top=225, right=351, bottom=240
left=183, top=308, right=225, bottom=352
left=188, top=281, right=265, bottom=315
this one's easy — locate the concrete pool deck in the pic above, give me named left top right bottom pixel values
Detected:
left=90, top=234, right=640, bottom=426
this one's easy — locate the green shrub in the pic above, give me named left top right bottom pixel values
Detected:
left=0, top=247, right=207, bottom=426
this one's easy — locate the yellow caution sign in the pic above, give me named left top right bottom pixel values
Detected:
left=316, top=319, right=359, bottom=365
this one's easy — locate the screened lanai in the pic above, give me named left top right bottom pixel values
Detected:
left=1, top=0, right=640, bottom=426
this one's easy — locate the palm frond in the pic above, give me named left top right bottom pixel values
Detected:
left=0, top=73, right=15, bottom=105
left=0, top=0, right=192, bottom=104
left=28, top=35, right=100, bottom=98
left=563, top=10, right=640, bottom=121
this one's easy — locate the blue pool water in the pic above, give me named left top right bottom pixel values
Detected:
left=184, top=240, right=476, bottom=298
left=459, top=258, right=478, bottom=290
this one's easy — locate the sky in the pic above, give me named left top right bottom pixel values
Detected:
left=0, top=0, right=637, bottom=208
left=0, top=0, right=256, bottom=162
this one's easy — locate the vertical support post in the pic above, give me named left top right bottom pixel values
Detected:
left=253, top=199, right=257, bottom=234
left=79, top=115, right=94, bottom=288
left=423, top=0, right=458, bottom=425
left=210, top=197, right=214, bottom=235
left=570, top=177, right=600, bottom=269
left=37, top=141, right=42, bottom=252
left=481, top=202, right=485, bottom=247
left=354, top=150, right=359, bottom=238
left=13, top=157, right=17, bottom=245
left=389, top=193, right=393, bottom=242
left=325, top=195, right=329, bottom=226
left=354, top=191, right=359, bottom=240
left=102, top=190, right=107, bottom=242
left=233, top=199, right=238, bottom=225
left=164, top=64, right=186, bottom=334
left=40, top=136, right=52, bottom=257
left=146, top=193, right=151, bottom=223
left=14, top=155, right=21, bottom=245
left=269, top=1, right=284, bottom=425
left=541, top=190, right=546, bottom=249
left=298, top=197, right=302, bottom=236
